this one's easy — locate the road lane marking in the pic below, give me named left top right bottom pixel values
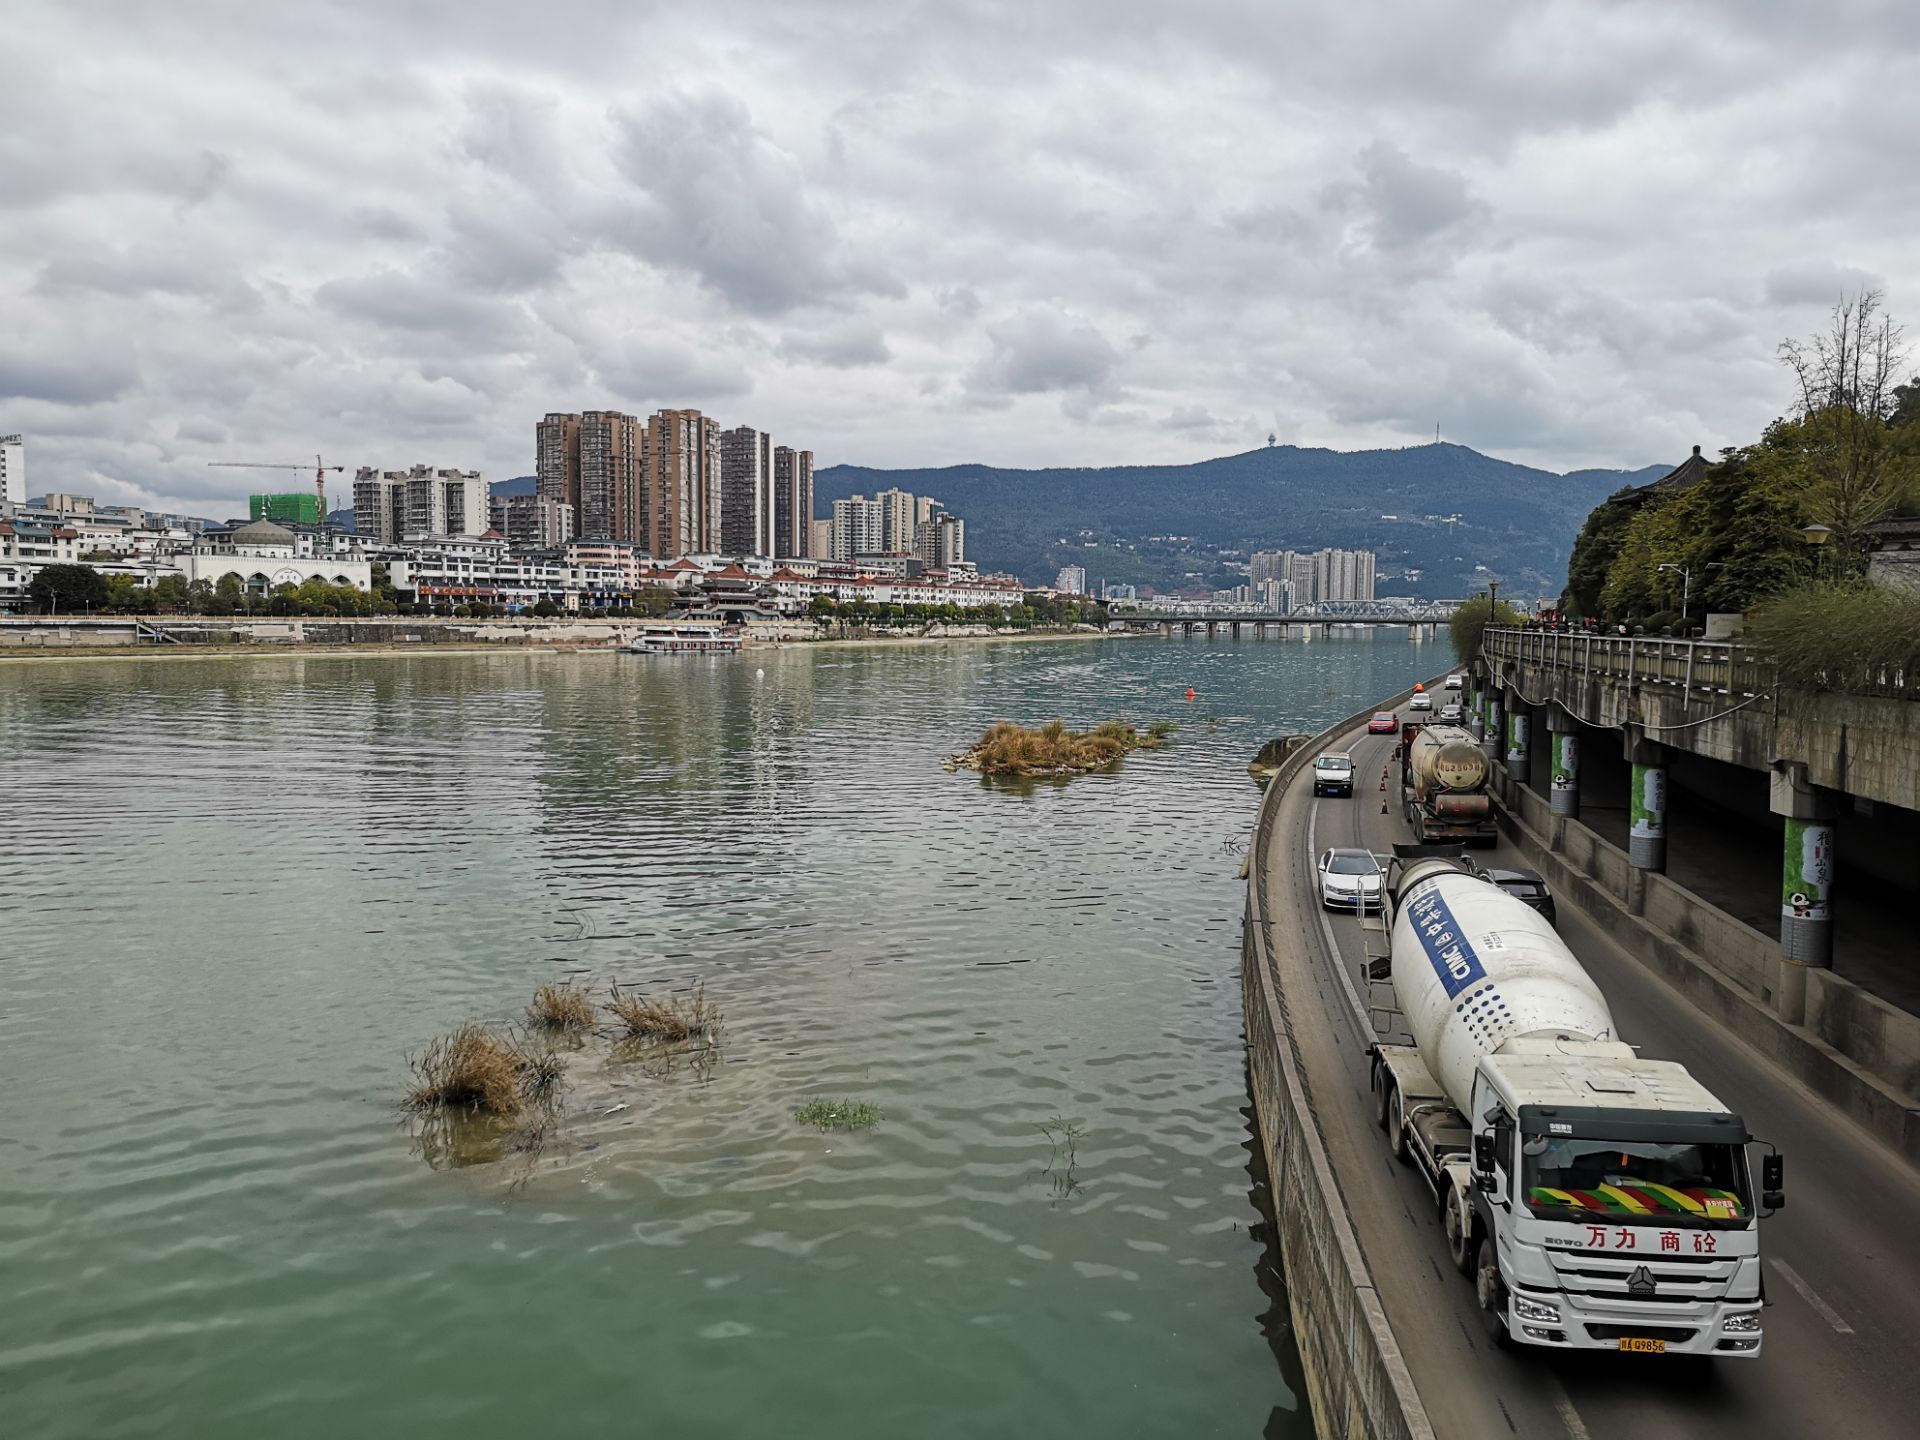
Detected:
left=1552, top=1391, right=1592, bottom=1440
left=1771, top=1258, right=1854, bottom=1334
left=1305, top=800, right=1373, bottom=1037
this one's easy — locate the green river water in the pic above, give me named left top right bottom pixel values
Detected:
left=0, top=634, right=1433, bottom=1438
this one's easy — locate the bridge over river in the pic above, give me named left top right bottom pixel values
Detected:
left=1115, top=602, right=1461, bottom=640
left=1243, top=681, right=1920, bottom=1440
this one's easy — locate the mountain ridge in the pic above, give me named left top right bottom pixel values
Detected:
left=817, top=442, right=1667, bottom=598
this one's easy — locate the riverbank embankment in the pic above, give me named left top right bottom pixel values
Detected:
left=0, top=616, right=1127, bottom=662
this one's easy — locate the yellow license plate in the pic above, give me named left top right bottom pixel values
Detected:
left=1618, top=1337, right=1666, bottom=1354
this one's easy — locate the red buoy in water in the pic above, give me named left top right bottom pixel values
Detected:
left=1185, top=687, right=1196, bottom=702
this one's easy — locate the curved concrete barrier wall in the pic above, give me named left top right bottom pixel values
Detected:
left=1243, top=687, right=1438, bottom=1440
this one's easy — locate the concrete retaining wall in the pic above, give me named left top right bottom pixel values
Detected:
left=1243, top=688, right=1438, bottom=1440
left=1492, top=787, right=1920, bottom=1171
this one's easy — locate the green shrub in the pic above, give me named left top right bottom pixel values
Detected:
left=1746, top=581, right=1920, bottom=693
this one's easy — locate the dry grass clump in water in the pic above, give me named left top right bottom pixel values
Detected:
left=949, top=718, right=1171, bottom=778
left=606, top=982, right=723, bottom=1044
left=526, top=981, right=595, bottom=1034
left=403, top=1023, right=560, bottom=1118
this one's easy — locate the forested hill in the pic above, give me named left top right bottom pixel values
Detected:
left=818, top=443, right=1668, bottom=599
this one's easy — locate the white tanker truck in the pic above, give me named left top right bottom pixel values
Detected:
left=1369, top=851, right=1784, bottom=1357
left=1400, top=723, right=1498, bottom=846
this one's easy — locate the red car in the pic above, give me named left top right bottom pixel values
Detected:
left=1367, top=711, right=1397, bottom=735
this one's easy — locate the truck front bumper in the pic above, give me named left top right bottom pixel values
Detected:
left=1506, top=1293, right=1764, bottom=1356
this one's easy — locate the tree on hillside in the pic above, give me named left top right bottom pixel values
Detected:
left=1561, top=488, right=1638, bottom=617
left=1778, top=289, right=1917, bottom=570
left=27, top=564, right=108, bottom=614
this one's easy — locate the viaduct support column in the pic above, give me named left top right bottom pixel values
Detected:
left=1545, top=705, right=1579, bottom=851
left=1482, top=687, right=1503, bottom=763
left=1503, top=687, right=1530, bottom=784
left=1626, top=736, right=1667, bottom=872
left=1770, top=763, right=1839, bottom=1023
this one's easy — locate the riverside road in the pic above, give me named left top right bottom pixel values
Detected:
left=1257, top=712, right=1920, bottom=1440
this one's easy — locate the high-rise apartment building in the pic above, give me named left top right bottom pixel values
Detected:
left=1313, top=547, right=1377, bottom=603
left=1250, top=550, right=1287, bottom=588
left=875, top=488, right=917, bottom=553
left=809, top=519, right=832, bottom=559
left=0, top=434, right=24, bottom=506
left=535, top=413, right=583, bottom=516
left=773, top=447, right=814, bottom=558
left=918, top=512, right=965, bottom=570
left=719, top=426, right=775, bottom=557
left=578, top=411, right=644, bottom=544
left=646, top=410, right=721, bottom=559
left=352, top=466, right=487, bottom=542
left=500, top=494, right=575, bottom=550
left=1055, top=564, right=1089, bottom=595
left=831, top=495, right=884, bottom=559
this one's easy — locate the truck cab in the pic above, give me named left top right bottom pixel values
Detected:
left=1462, top=1042, right=1773, bottom=1355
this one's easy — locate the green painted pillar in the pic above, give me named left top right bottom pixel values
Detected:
left=1504, top=693, right=1529, bottom=781
left=1779, top=817, right=1835, bottom=966
left=1628, top=761, right=1667, bottom=871
left=1482, top=691, right=1502, bottom=761
left=1548, top=722, right=1579, bottom=819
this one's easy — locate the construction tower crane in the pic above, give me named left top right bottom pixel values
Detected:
left=207, top=454, right=345, bottom=530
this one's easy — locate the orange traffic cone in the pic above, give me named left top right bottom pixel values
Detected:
left=1381, top=798, right=1389, bottom=814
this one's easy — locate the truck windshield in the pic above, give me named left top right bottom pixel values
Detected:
left=1522, top=1138, right=1750, bottom=1225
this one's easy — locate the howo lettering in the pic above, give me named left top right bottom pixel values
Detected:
left=1368, top=850, right=1784, bottom=1357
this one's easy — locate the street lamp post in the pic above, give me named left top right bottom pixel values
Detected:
left=1800, top=523, right=1834, bottom=582
left=1656, top=563, right=1691, bottom=627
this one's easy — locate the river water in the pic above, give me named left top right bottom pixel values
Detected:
left=0, top=633, right=1431, bottom=1439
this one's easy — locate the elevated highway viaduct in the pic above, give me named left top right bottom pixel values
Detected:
left=1244, top=686, right=1920, bottom=1440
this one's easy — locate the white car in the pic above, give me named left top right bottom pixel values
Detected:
left=1312, top=752, right=1355, bottom=797
left=1445, top=672, right=1466, bottom=690
left=1317, top=848, right=1384, bottom=911
left=1408, top=690, right=1433, bottom=712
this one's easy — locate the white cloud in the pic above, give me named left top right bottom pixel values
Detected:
left=4, top=0, right=1920, bottom=512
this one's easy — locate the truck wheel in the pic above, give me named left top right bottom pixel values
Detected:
left=1475, top=1238, right=1512, bottom=1348
left=1444, top=1187, right=1475, bottom=1275
left=1372, top=1069, right=1390, bottom=1131
left=1385, top=1085, right=1409, bottom=1163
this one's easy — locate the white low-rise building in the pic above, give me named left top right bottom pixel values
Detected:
left=179, top=520, right=371, bottom=593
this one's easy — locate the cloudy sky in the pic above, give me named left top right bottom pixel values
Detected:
left=4, top=1, right=1916, bottom=514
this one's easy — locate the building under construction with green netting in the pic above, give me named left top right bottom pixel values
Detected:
left=249, top=493, right=322, bottom=525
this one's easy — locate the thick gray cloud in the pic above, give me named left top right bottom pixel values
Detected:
left=4, top=0, right=1920, bottom=515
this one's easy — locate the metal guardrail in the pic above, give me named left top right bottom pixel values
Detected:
left=1482, top=627, right=1773, bottom=705
left=1485, top=624, right=1920, bottom=703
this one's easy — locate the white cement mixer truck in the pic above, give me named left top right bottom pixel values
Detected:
left=1368, top=851, right=1784, bottom=1357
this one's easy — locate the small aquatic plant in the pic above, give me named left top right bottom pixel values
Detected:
left=794, top=1098, right=883, bottom=1130
left=403, top=1023, right=558, bottom=1118
left=526, top=981, right=595, bottom=1034
left=606, top=982, right=722, bottom=1043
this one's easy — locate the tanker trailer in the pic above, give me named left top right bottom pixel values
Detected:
left=1368, top=855, right=1782, bottom=1357
left=1401, top=723, right=1498, bottom=846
